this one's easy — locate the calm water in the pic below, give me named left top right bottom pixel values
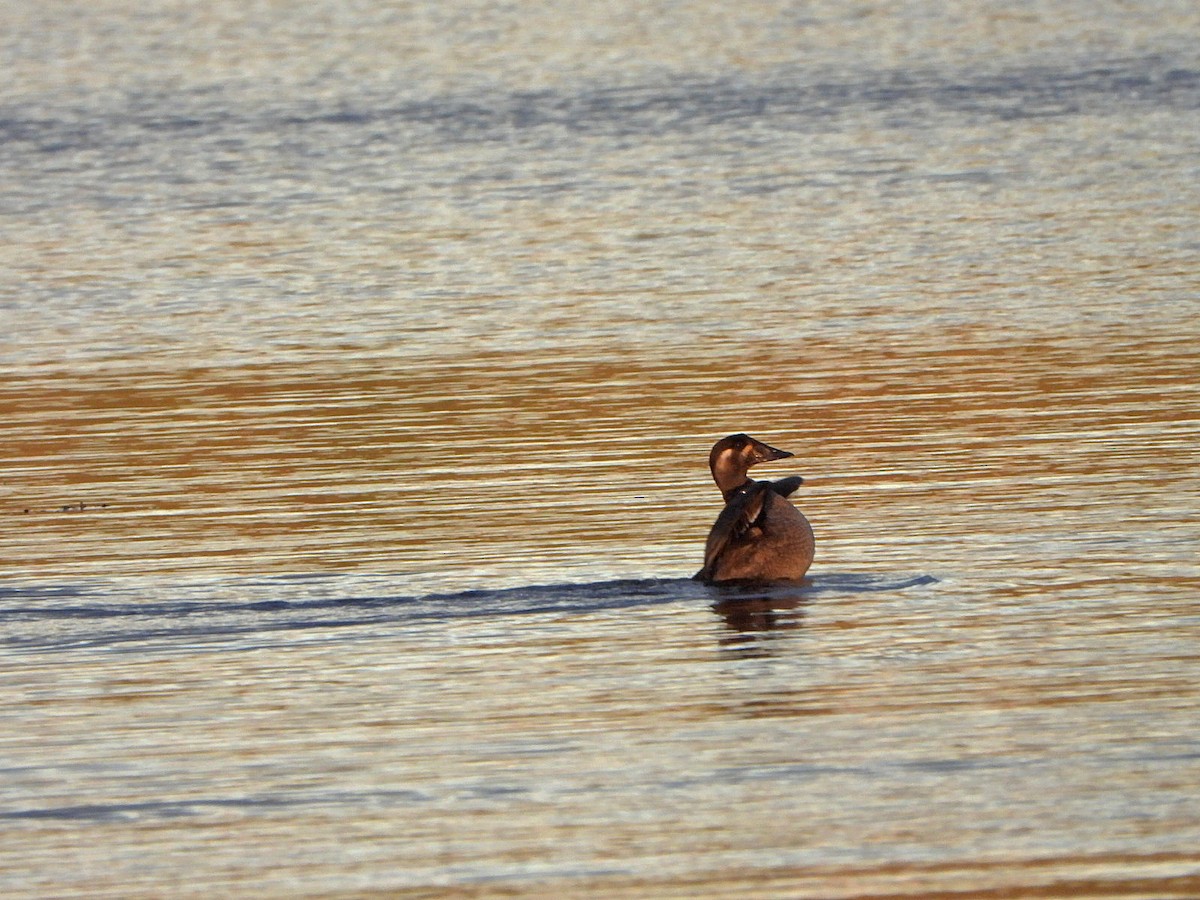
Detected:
left=3, top=2, right=1200, bottom=896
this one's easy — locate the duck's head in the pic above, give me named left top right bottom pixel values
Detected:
left=708, top=433, right=794, bottom=493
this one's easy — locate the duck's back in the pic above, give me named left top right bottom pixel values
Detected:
left=706, top=490, right=814, bottom=582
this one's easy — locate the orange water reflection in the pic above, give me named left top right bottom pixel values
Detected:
left=4, top=330, right=1195, bottom=594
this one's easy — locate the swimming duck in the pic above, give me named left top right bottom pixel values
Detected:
left=695, top=433, right=815, bottom=584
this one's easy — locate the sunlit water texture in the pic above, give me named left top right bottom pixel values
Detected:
left=2, top=1, right=1199, bottom=896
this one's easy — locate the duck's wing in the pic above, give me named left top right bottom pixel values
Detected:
left=769, top=475, right=804, bottom=497
left=694, top=481, right=771, bottom=582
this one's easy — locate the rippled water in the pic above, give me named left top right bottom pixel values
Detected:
left=3, top=1, right=1200, bottom=896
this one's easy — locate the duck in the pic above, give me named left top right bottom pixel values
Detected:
left=694, top=433, right=815, bottom=584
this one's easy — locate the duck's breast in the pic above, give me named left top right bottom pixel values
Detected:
left=711, top=491, right=814, bottom=582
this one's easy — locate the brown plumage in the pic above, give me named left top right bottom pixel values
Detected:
left=695, top=433, right=814, bottom=584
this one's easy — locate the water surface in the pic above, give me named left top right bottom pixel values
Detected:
left=2, top=1, right=1199, bottom=896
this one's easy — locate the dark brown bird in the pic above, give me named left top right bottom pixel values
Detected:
left=695, top=433, right=814, bottom=584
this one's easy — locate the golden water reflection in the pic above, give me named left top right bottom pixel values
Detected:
left=5, top=330, right=1195, bottom=595
left=4, top=7, right=1200, bottom=893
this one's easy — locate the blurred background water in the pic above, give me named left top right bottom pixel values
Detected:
left=2, top=1, right=1199, bottom=896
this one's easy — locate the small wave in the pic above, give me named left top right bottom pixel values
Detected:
left=0, top=572, right=936, bottom=654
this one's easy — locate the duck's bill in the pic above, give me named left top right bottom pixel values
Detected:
left=751, top=440, right=794, bottom=462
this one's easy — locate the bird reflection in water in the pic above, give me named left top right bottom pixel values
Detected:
left=709, top=574, right=938, bottom=653
left=709, top=580, right=810, bottom=653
